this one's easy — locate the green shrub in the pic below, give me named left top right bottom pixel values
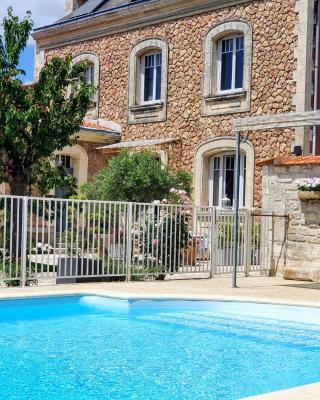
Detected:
left=172, top=171, right=193, bottom=196
left=79, top=150, right=192, bottom=203
left=0, top=259, right=37, bottom=287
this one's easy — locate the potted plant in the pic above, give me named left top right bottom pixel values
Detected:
left=182, top=236, right=200, bottom=266
left=216, top=221, right=244, bottom=266
left=297, top=178, right=320, bottom=201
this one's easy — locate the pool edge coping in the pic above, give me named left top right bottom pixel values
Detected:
left=0, top=288, right=319, bottom=400
left=239, top=382, right=320, bottom=399
left=0, top=289, right=319, bottom=309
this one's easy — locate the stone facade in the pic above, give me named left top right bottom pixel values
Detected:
left=34, top=0, right=313, bottom=206
left=78, top=141, right=112, bottom=181
left=262, top=158, right=320, bottom=282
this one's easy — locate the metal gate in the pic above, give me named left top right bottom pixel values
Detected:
left=0, top=195, right=281, bottom=287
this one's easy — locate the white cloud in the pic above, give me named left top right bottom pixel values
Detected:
left=0, top=0, right=66, bottom=43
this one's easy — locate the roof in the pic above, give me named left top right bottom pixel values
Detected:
left=80, top=118, right=121, bottom=136
left=257, top=156, right=320, bottom=167
left=56, top=0, right=155, bottom=25
left=96, top=138, right=179, bottom=153
left=33, top=0, right=250, bottom=40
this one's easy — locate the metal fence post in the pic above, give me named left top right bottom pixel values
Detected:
left=20, top=196, right=28, bottom=287
left=232, top=131, right=241, bottom=288
left=210, top=207, right=217, bottom=278
left=126, top=202, right=133, bottom=282
left=244, top=209, right=252, bottom=277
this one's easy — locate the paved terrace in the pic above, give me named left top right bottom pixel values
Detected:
left=0, top=276, right=319, bottom=307
left=0, top=276, right=319, bottom=400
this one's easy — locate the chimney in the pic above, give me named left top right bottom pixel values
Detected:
left=65, top=0, right=87, bottom=14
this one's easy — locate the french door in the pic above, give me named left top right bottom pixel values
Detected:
left=209, top=153, right=246, bottom=207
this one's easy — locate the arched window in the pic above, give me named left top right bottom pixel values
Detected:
left=202, top=21, right=252, bottom=116
left=73, top=52, right=100, bottom=117
left=128, top=38, right=168, bottom=124
left=193, top=137, right=254, bottom=208
left=209, top=152, right=246, bottom=207
left=140, top=51, right=162, bottom=104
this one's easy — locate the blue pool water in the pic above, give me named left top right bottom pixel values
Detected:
left=0, top=296, right=319, bottom=400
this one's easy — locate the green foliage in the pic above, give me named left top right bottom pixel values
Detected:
left=80, top=150, right=192, bottom=203
left=172, top=171, right=193, bottom=196
left=216, top=221, right=261, bottom=249
left=217, top=221, right=244, bottom=249
left=252, top=223, right=261, bottom=248
left=0, top=258, right=37, bottom=287
left=30, top=158, right=77, bottom=197
left=0, top=8, right=93, bottom=195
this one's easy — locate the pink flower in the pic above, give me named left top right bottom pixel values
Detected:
left=181, top=209, right=192, bottom=216
left=152, top=239, right=159, bottom=247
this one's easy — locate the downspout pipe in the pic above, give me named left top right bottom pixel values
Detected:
left=312, top=0, right=320, bottom=155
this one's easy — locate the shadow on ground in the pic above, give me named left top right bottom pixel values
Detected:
left=281, top=282, right=320, bottom=290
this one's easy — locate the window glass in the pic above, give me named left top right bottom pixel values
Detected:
left=212, top=157, right=221, bottom=206
left=142, top=51, right=162, bottom=103
left=56, top=155, right=72, bottom=170
left=224, top=156, right=235, bottom=205
left=85, top=64, right=94, bottom=86
left=210, top=154, right=246, bottom=207
left=221, top=38, right=233, bottom=91
left=219, top=35, right=244, bottom=92
left=155, top=54, right=162, bottom=101
left=235, top=36, right=244, bottom=89
left=144, top=55, right=155, bottom=102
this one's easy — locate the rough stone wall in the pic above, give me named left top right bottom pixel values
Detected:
left=78, top=141, right=111, bottom=181
left=46, top=0, right=298, bottom=206
left=262, top=163, right=320, bottom=282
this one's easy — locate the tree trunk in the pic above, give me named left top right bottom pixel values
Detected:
left=8, top=171, right=29, bottom=260
left=9, top=176, right=29, bottom=196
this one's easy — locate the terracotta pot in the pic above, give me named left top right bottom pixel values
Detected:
left=298, top=191, right=320, bottom=201
left=181, top=246, right=198, bottom=266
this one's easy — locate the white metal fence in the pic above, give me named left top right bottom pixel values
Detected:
left=0, top=195, right=281, bottom=286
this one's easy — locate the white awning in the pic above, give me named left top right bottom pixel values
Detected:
left=96, top=138, right=180, bottom=153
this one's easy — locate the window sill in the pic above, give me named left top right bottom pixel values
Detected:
left=128, top=101, right=166, bottom=124
left=202, top=90, right=250, bottom=116
left=204, top=91, right=247, bottom=104
left=130, top=102, right=164, bottom=113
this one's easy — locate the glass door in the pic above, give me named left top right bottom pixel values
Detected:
left=209, top=153, right=246, bottom=207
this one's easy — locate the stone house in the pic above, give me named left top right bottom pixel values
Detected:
left=31, top=0, right=318, bottom=206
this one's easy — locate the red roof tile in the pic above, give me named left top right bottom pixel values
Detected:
left=81, top=120, right=115, bottom=132
left=257, top=156, right=320, bottom=167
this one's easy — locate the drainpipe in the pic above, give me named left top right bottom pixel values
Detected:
left=312, top=0, right=320, bottom=155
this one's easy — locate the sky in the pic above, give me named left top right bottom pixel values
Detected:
left=0, top=0, right=66, bottom=82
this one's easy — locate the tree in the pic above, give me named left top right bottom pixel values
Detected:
left=80, top=150, right=192, bottom=203
left=0, top=8, right=93, bottom=196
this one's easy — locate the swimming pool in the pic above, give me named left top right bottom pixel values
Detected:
left=0, top=296, right=319, bottom=400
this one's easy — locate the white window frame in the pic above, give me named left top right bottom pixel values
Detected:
left=217, top=34, right=244, bottom=95
left=56, top=154, right=73, bottom=170
left=208, top=152, right=246, bottom=207
left=85, top=63, right=95, bottom=86
left=140, top=51, right=162, bottom=105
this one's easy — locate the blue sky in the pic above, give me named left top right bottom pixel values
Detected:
left=0, top=0, right=65, bottom=82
